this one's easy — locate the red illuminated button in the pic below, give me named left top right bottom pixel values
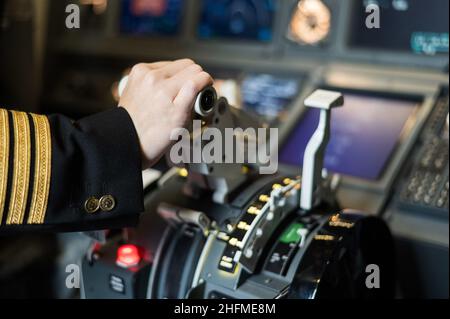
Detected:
left=116, top=244, right=141, bottom=268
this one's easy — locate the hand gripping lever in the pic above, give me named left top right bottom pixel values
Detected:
left=300, top=89, right=344, bottom=211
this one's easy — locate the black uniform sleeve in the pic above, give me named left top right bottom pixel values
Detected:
left=0, top=107, right=144, bottom=233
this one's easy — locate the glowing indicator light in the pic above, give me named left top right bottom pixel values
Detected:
left=218, top=232, right=230, bottom=241
left=221, top=256, right=233, bottom=263
left=220, top=260, right=233, bottom=269
left=229, top=238, right=243, bottom=248
left=237, top=221, right=250, bottom=231
left=116, top=244, right=141, bottom=268
left=178, top=168, right=189, bottom=178
left=314, top=235, right=335, bottom=241
left=247, top=206, right=260, bottom=215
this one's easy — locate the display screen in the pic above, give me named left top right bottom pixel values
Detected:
left=198, top=0, right=276, bottom=42
left=349, top=0, right=449, bottom=55
left=279, top=92, right=420, bottom=180
left=120, top=0, right=184, bottom=36
left=241, top=73, right=301, bottom=121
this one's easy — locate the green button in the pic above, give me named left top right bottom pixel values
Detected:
left=280, top=223, right=305, bottom=244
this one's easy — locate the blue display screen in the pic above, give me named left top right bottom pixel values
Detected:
left=198, top=0, right=276, bottom=42
left=120, top=0, right=184, bottom=36
left=241, top=73, right=300, bottom=121
left=280, top=93, right=419, bottom=180
left=350, top=0, right=449, bottom=55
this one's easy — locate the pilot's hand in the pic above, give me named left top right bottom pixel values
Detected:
left=119, top=59, right=213, bottom=169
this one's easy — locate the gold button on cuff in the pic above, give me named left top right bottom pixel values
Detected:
left=85, top=197, right=100, bottom=214
left=99, top=195, right=116, bottom=212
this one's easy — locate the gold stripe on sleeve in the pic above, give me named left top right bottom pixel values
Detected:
left=28, top=114, right=52, bottom=225
left=0, top=109, right=10, bottom=224
left=6, top=111, right=31, bottom=225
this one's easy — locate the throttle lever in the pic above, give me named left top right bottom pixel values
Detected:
left=300, top=89, right=343, bottom=211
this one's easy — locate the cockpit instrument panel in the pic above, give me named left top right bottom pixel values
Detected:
left=288, top=0, right=332, bottom=45
left=120, top=0, right=184, bottom=36
left=349, top=0, right=449, bottom=55
left=241, top=73, right=302, bottom=122
left=198, top=0, right=276, bottom=42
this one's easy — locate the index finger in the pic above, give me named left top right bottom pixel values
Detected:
left=174, top=72, right=214, bottom=111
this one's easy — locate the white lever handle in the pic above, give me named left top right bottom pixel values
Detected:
left=300, top=90, right=344, bottom=211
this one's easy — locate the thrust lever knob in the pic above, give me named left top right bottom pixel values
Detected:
left=194, top=86, right=217, bottom=117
